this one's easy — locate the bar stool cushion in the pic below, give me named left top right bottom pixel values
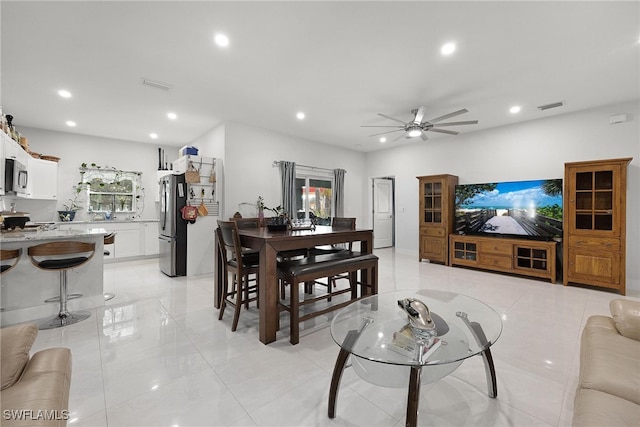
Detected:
left=1, top=323, right=38, bottom=390
left=37, top=257, right=90, bottom=270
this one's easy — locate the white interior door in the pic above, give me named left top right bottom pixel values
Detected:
left=373, top=178, right=394, bottom=248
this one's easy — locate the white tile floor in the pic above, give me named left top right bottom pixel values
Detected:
left=28, top=248, right=636, bottom=427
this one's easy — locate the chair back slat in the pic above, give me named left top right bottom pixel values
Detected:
left=331, top=217, right=356, bottom=230
left=230, top=218, right=260, bottom=229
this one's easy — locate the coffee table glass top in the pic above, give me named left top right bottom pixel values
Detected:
left=330, top=290, right=503, bottom=367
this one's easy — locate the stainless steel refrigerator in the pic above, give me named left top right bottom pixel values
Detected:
left=158, top=173, right=187, bottom=277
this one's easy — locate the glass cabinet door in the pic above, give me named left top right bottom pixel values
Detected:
left=423, top=181, right=442, bottom=224
left=574, top=170, right=614, bottom=231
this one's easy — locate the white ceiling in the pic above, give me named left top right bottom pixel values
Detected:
left=2, top=1, right=639, bottom=152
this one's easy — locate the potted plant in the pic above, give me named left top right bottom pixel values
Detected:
left=58, top=185, right=83, bottom=221
left=266, top=205, right=288, bottom=231
left=257, top=196, right=266, bottom=227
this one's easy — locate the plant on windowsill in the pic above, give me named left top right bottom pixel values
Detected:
left=58, top=184, right=84, bottom=222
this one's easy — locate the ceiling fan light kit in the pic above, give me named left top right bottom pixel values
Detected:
left=362, top=106, right=478, bottom=142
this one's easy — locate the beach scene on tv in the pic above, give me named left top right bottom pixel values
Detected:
left=455, top=179, right=563, bottom=240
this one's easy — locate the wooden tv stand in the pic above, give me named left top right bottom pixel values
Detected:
left=449, top=234, right=557, bottom=283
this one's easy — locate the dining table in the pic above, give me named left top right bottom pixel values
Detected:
left=214, top=225, right=375, bottom=344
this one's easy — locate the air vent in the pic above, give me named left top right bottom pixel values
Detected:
left=141, top=78, right=173, bottom=91
left=537, top=101, right=564, bottom=111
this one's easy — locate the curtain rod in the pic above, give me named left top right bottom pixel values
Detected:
left=272, top=160, right=345, bottom=174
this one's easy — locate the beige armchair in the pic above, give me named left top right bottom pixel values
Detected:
left=573, top=299, right=640, bottom=426
left=0, top=323, right=72, bottom=427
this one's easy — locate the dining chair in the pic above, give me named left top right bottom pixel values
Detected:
left=216, top=220, right=260, bottom=331
left=310, top=217, right=357, bottom=299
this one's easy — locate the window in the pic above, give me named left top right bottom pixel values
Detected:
left=295, top=169, right=333, bottom=225
left=81, top=167, right=143, bottom=215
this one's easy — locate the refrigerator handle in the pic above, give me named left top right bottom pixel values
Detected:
left=161, top=180, right=167, bottom=230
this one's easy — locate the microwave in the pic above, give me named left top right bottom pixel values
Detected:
left=4, top=159, right=28, bottom=196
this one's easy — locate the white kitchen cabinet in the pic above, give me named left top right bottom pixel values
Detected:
left=2, top=134, right=29, bottom=166
left=57, top=221, right=158, bottom=260
left=143, top=221, right=159, bottom=255
left=111, top=224, right=141, bottom=258
left=26, top=157, right=58, bottom=199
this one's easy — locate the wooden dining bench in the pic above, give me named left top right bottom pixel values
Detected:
left=277, top=251, right=378, bottom=344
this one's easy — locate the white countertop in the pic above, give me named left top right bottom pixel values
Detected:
left=56, top=218, right=159, bottom=225
left=0, top=228, right=107, bottom=242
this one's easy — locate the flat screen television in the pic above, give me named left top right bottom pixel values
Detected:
left=454, top=179, right=563, bottom=241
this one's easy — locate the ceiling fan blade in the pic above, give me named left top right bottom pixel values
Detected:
left=429, top=128, right=460, bottom=135
left=420, top=132, right=429, bottom=141
left=368, top=129, right=404, bottom=137
left=432, top=120, right=478, bottom=127
left=428, top=108, right=469, bottom=123
left=377, top=113, right=408, bottom=124
left=413, top=106, right=425, bottom=124
left=360, top=125, right=405, bottom=128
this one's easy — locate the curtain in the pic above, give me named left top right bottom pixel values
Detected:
left=333, top=168, right=346, bottom=218
left=278, top=161, right=296, bottom=218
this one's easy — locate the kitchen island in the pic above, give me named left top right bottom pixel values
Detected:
left=0, top=227, right=106, bottom=326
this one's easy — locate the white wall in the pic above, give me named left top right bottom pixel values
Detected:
left=16, top=127, right=176, bottom=222
left=12, top=101, right=639, bottom=295
left=365, top=100, right=640, bottom=295
left=221, top=121, right=367, bottom=222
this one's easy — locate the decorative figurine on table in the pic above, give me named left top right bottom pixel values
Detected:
left=397, top=298, right=437, bottom=338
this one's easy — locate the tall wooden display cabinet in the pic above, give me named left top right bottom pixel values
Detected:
left=563, top=158, right=632, bottom=295
left=417, top=174, right=458, bottom=264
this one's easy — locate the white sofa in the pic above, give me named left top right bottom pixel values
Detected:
left=573, top=299, right=640, bottom=426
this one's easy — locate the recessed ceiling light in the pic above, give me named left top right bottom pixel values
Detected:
left=167, top=112, right=177, bottom=120
left=65, top=120, right=76, bottom=127
left=58, top=89, right=72, bottom=98
left=149, top=133, right=158, bottom=139
left=441, top=42, right=456, bottom=55
left=380, top=137, right=387, bottom=143
left=510, top=106, right=521, bottom=114
left=214, top=33, right=229, bottom=47
left=296, top=112, right=305, bottom=120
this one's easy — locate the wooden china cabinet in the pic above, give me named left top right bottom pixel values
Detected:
left=563, top=158, right=632, bottom=295
left=417, top=174, right=458, bottom=264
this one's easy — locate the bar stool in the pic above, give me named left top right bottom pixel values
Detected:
left=103, top=232, right=116, bottom=301
left=0, top=249, right=22, bottom=312
left=0, top=248, right=21, bottom=274
left=28, top=241, right=95, bottom=329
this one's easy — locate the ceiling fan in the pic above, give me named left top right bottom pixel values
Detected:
left=362, top=106, right=478, bottom=142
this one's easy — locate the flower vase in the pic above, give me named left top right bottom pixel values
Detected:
left=258, top=209, right=265, bottom=227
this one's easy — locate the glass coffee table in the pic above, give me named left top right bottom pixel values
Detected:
left=328, top=290, right=503, bottom=427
